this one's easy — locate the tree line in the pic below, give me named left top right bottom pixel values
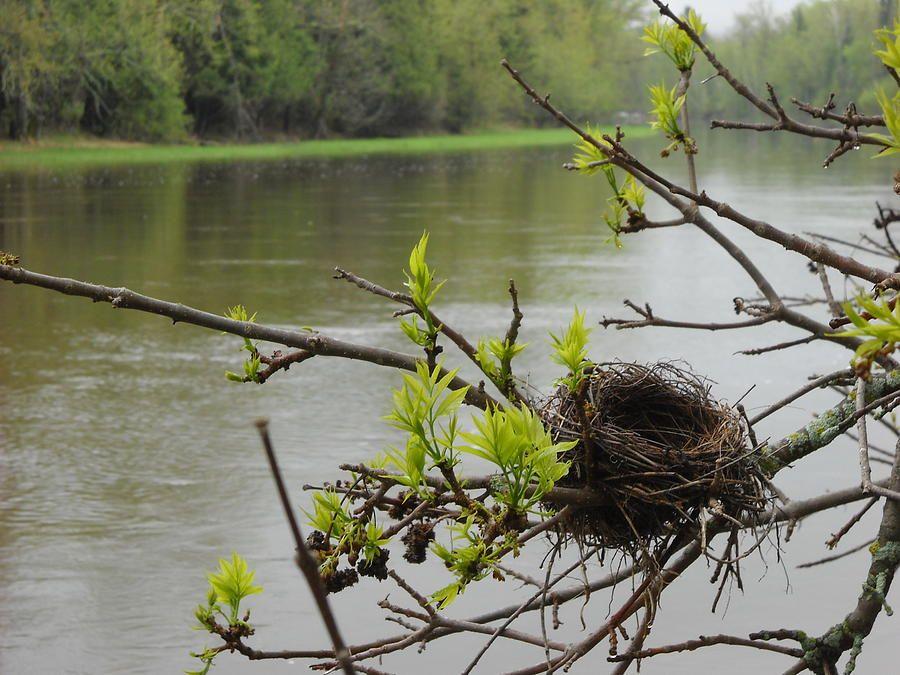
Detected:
left=0, top=0, right=896, bottom=142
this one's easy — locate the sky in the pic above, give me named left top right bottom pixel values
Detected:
left=666, top=0, right=808, bottom=33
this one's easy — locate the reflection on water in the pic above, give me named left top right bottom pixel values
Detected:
left=1, top=132, right=897, bottom=673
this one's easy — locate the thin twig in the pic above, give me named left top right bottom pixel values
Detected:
left=254, top=420, right=356, bottom=675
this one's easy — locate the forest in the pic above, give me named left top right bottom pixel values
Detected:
left=0, top=0, right=897, bottom=142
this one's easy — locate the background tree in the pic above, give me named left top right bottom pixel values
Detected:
left=3, top=0, right=893, bottom=142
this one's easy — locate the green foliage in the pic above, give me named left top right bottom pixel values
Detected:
left=875, top=20, right=900, bottom=72
left=223, top=304, right=261, bottom=382
left=206, top=552, right=263, bottom=624
left=648, top=83, right=692, bottom=156
left=831, top=294, right=900, bottom=372
left=304, top=488, right=352, bottom=541
left=185, top=648, right=218, bottom=675
left=188, top=553, right=262, bottom=673
left=399, top=232, right=444, bottom=352
left=0, top=0, right=189, bottom=141
left=382, top=361, right=467, bottom=493
left=642, top=9, right=705, bottom=71
left=549, top=307, right=593, bottom=390
left=870, top=89, right=900, bottom=157
left=404, top=231, right=445, bottom=311
left=430, top=516, right=502, bottom=608
left=362, top=521, right=391, bottom=562
left=570, top=125, right=611, bottom=175
left=475, top=336, right=526, bottom=395
left=569, top=129, right=645, bottom=248
left=600, top=165, right=645, bottom=248
left=460, top=403, right=573, bottom=512
left=2, top=1, right=899, bottom=142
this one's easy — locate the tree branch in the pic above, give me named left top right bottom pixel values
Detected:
left=0, top=263, right=497, bottom=408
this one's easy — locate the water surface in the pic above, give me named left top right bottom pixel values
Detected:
left=1, top=132, right=897, bottom=673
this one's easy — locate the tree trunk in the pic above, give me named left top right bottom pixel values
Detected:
left=9, top=95, right=29, bottom=140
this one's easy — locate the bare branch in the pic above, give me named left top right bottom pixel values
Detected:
left=608, top=632, right=803, bottom=662
left=255, top=420, right=356, bottom=675
left=0, top=263, right=497, bottom=409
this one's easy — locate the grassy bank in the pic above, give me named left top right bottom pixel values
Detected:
left=0, top=127, right=652, bottom=170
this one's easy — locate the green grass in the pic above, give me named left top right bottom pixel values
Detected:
left=0, top=126, right=652, bottom=170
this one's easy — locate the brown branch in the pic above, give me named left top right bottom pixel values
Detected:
left=334, top=266, right=526, bottom=403
left=856, top=378, right=900, bottom=502
left=504, top=278, right=523, bottom=347
left=501, top=58, right=880, bottom=362
left=0, top=264, right=497, bottom=409
left=602, top=311, right=776, bottom=332
left=618, top=216, right=688, bottom=233
left=607, top=633, right=803, bottom=662
left=651, top=1, right=887, bottom=152
left=738, top=335, right=817, bottom=356
left=650, top=0, right=775, bottom=118
left=461, top=547, right=600, bottom=675
left=749, top=369, right=853, bottom=425
left=817, top=263, right=843, bottom=319
left=602, top=140, right=897, bottom=286
left=796, top=538, right=876, bottom=569
left=506, top=540, right=700, bottom=675
left=256, top=349, right=315, bottom=383
left=255, top=420, right=356, bottom=675
left=340, top=463, right=612, bottom=508
left=792, top=96, right=884, bottom=128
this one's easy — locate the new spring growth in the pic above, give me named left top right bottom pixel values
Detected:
left=431, top=515, right=505, bottom=609
left=642, top=8, right=705, bottom=71
left=875, top=20, right=900, bottom=72
left=830, top=293, right=900, bottom=375
left=569, top=129, right=645, bottom=247
left=381, top=360, right=468, bottom=495
left=871, top=89, right=900, bottom=157
left=399, top=232, right=444, bottom=351
left=223, top=304, right=261, bottom=382
left=460, top=403, right=573, bottom=513
left=188, top=553, right=262, bottom=675
left=870, top=22, right=900, bottom=156
left=375, top=361, right=571, bottom=608
left=648, top=83, right=693, bottom=157
left=304, top=488, right=353, bottom=545
left=549, top=307, right=593, bottom=391
left=603, top=165, right=645, bottom=247
left=476, top=336, right=527, bottom=395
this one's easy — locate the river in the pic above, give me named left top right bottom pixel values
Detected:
left=1, top=130, right=896, bottom=673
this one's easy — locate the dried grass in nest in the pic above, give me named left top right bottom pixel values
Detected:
left=540, top=361, right=770, bottom=551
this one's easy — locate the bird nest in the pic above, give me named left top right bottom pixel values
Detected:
left=540, top=361, right=770, bottom=550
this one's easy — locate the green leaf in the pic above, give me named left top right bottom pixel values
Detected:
left=381, top=361, right=467, bottom=489
left=570, top=125, right=611, bottom=175
left=873, top=89, right=900, bottom=157
left=549, top=307, right=593, bottom=389
left=303, top=488, right=351, bottom=539
left=459, top=403, right=571, bottom=512
left=875, top=20, right=900, bottom=72
left=830, top=294, right=900, bottom=371
left=431, top=582, right=460, bottom=609
left=648, top=83, right=691, bottom=155
left=642, top=9, right=705, bottom=71
left=206, top=552, right=262, bottom=624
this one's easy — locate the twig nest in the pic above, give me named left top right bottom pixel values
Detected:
left=540, top=361, right=769, bottom=549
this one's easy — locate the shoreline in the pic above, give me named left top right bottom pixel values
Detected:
left=0, top=127, right=651, bottom=170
